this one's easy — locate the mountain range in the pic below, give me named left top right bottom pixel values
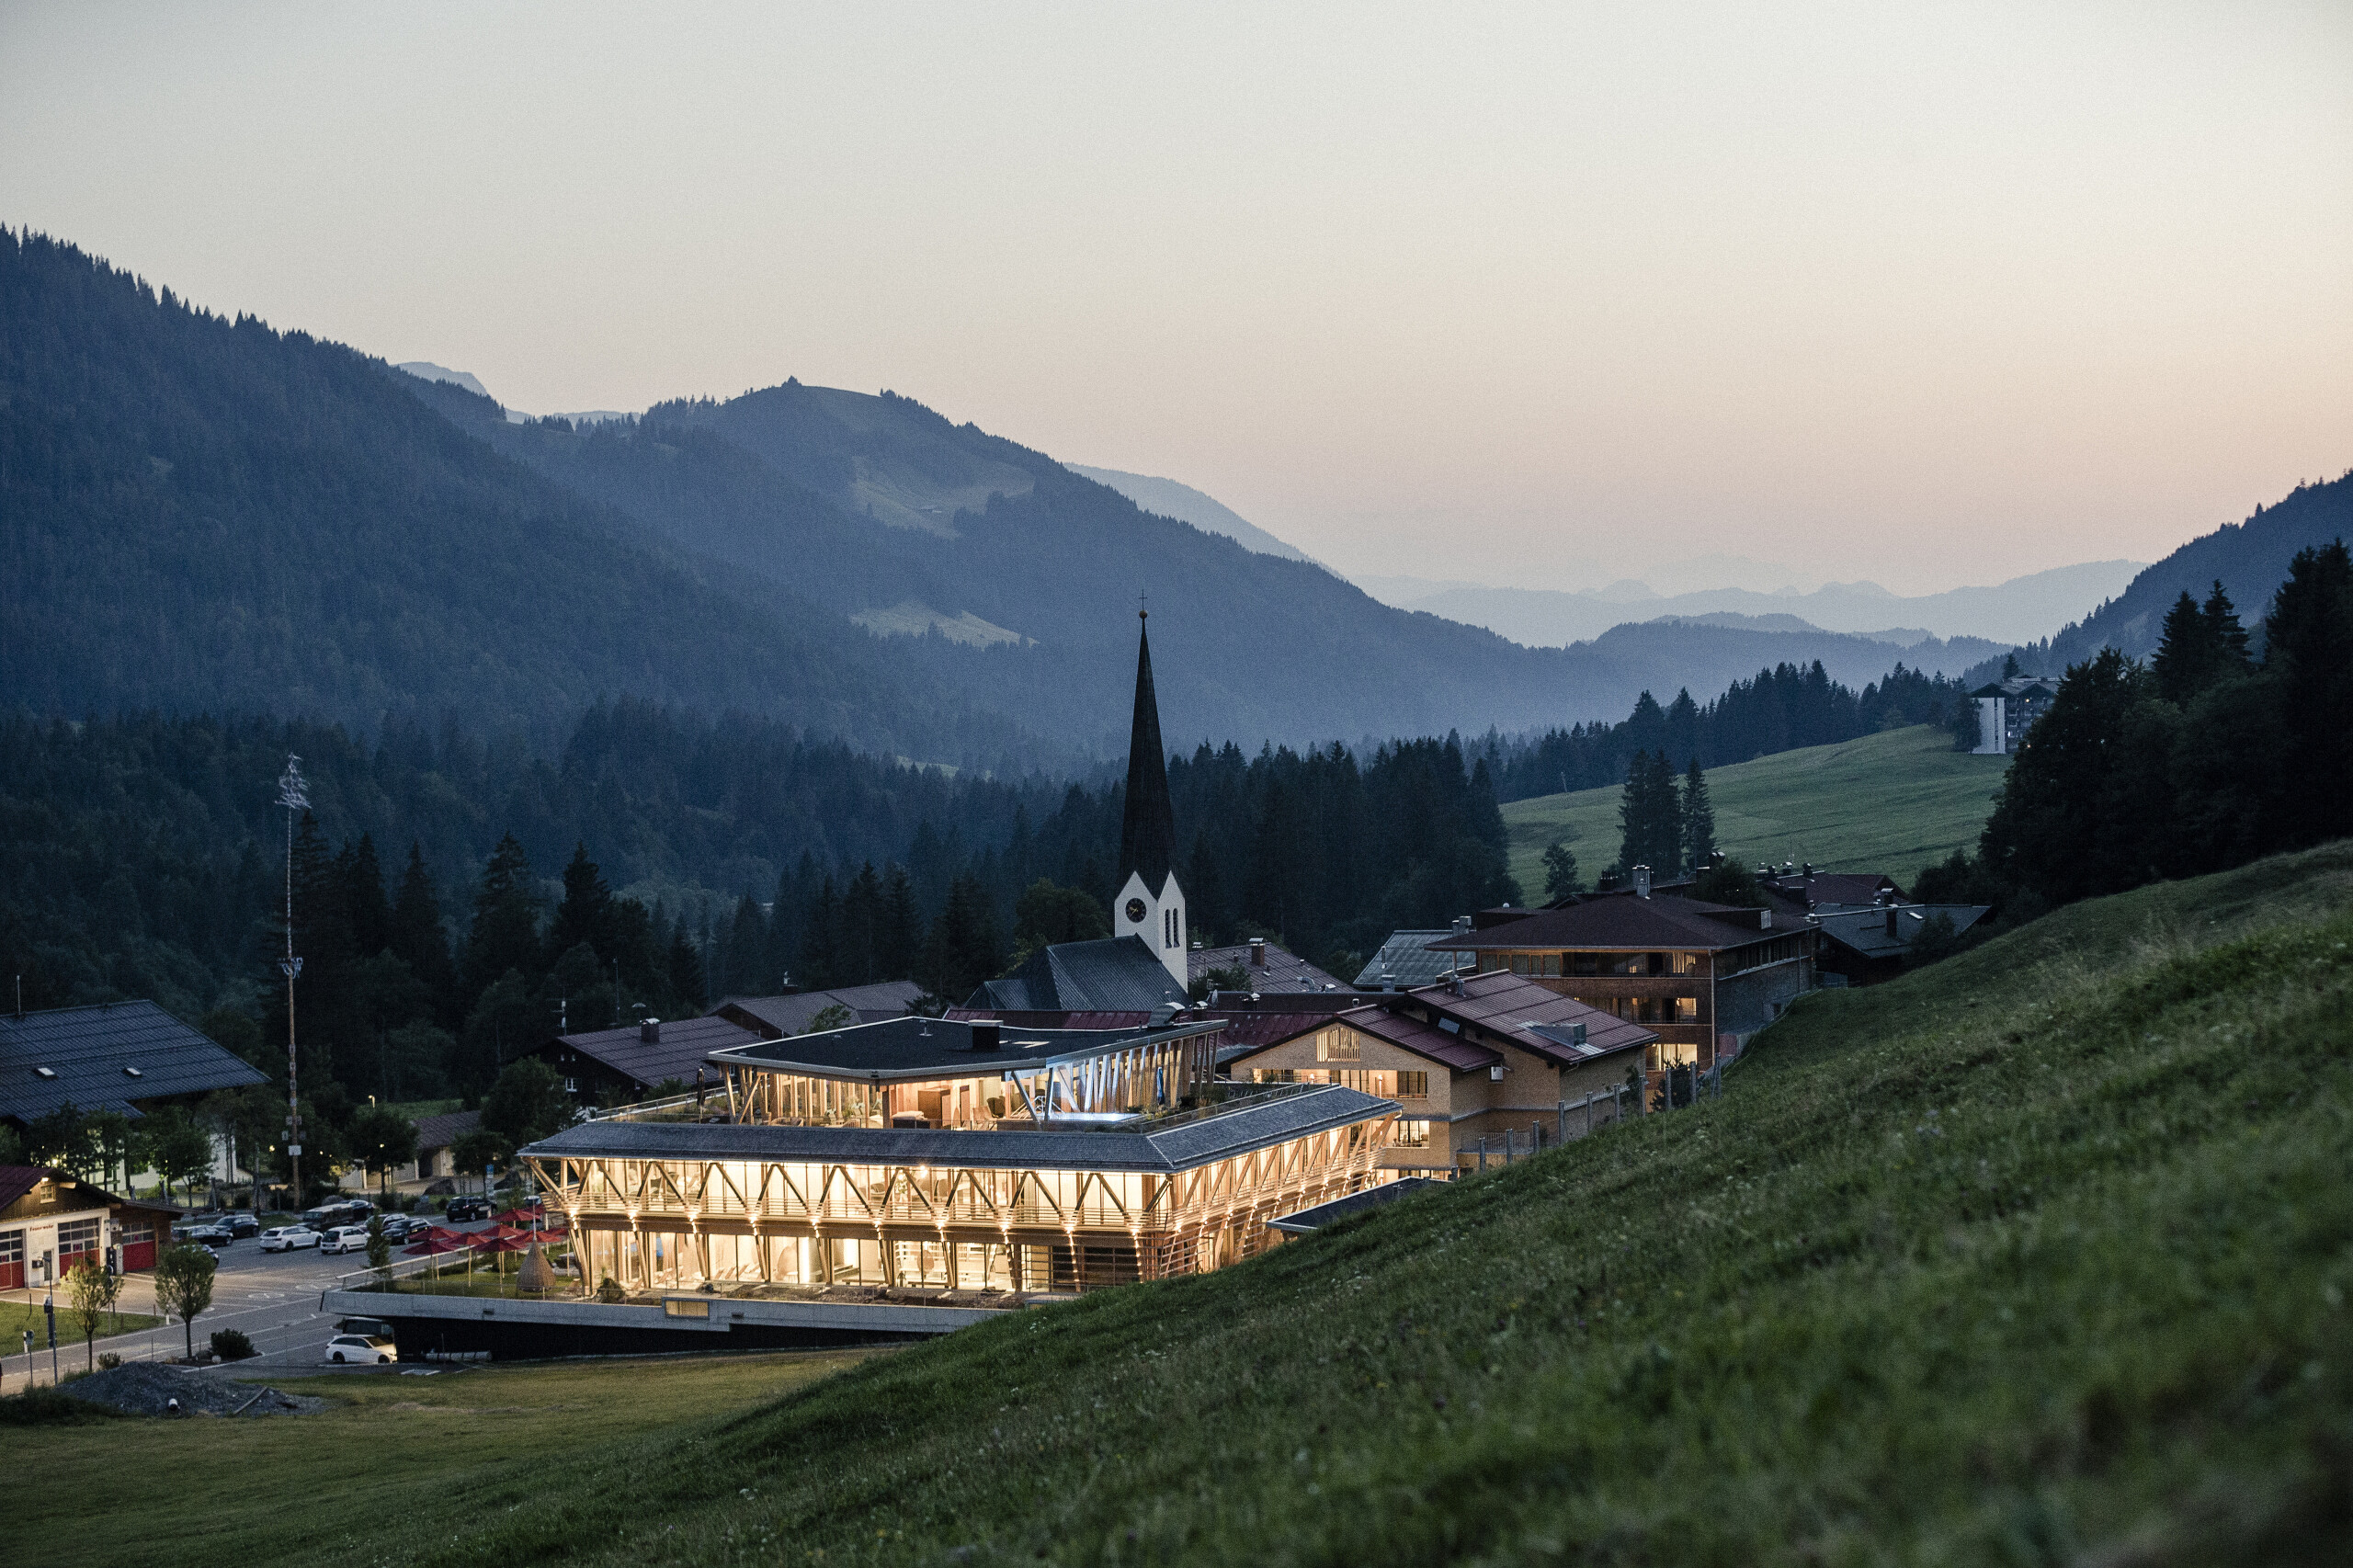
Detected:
left=0, top=230, right=2220, bottom=761
left=1374, top=561, right=2143, bottom=650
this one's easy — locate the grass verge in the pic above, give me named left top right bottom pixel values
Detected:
left=0, top=1301, right=160, bottom=1347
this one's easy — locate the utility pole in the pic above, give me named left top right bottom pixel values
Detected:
left=278, top=756, right=309, bottom=1213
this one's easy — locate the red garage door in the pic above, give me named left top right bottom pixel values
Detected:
left=120, top=1224, right=157, bottom=1272
left=0, top=1230, right=21, bottom=1291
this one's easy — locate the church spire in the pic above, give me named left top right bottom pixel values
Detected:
left=1118, top=608, right=1176, bottom=892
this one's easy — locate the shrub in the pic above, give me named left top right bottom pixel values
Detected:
left=0, top=1385, right=118, bottom=1426
left=210, top=1328, right=256, bottom=1361
left=97, top=1352, right=121, bottom=1370
left=596, top=1276, right=625, bottom=1304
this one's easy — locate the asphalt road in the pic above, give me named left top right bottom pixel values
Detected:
left=4, top=1217, right=500, bottom=1392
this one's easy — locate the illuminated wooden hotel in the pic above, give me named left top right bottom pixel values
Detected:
left=520, top=615, right=1401, bottom=1295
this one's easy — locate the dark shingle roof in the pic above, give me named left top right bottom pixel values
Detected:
left=977, top=936, right=1189, bottom=1012
left=1813, top=903, right=1992, bottom=960
left=521, top=1084, right=1393, bottom=1174
left=1354, top=930, right=1466, bottom=989
left=713, top=983, right=925, bottom=1039
left=1189, top=942, right=1347, bottom=994
left=0, top=1002, right=267, bottom=1123
left=412, top=1109, right=480, bottom=1153
left=1424, top=895, right=1776, bottom=953
left=550, top=1016, right=762, bottom=1089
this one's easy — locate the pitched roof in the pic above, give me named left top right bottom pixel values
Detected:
left=522, top=1084, right=1392, bottom=1175
left=0, top=1165, right=169, bottom=1218
left=1353, top=930, right=1467, bottom=990
left=412, top=1109, right=480, bottom=1153
left=1758, top=871, right=1905, bottom=915
left=1189, top=942, right=1347, bottom=994
left=0, top=1002, right=267, bottom=1124
left=976, top=935, right=1190, bottom=1012
left=714, top=983, right=926, bottom=1039
left=1422, top=894, right=1775, bottom=953
left=1118, top=617, right=1177, bottom=892
left=1231, top=971, right=1654, bottom=1074
left=549, top=1015, right=762, bottom=1089
left=1813, top=903, right=1993, bottom=960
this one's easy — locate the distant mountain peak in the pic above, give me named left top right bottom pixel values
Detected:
left=1069, top=465, right=1318, bottom=565
left=395, top=361, right=493, bottom=400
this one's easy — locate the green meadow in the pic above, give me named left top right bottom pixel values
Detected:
left=25, top=841, right=2353, bottom=1566
left=1502, top=722, right=2008, bottom=894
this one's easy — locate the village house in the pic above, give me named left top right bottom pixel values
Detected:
left=1224, top=971, right=1654, bottom=1176
left=2, top=1165, right=178, bottom=1292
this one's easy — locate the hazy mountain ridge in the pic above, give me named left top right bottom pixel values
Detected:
left=1391, top=560, right=2143, bottom=649
left=1067, top=465, right=1319, bottom=563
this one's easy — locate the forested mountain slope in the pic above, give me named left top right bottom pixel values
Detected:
left=0, top=233, right=1016, bottom=758
left=1998, top=471, right=2352, bottom=676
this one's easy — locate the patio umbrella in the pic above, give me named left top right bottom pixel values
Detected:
left=492, top=1206, right=563, bottom=1230
left=473, top=1223, right=565, bottom=1253
left=401, top=1227, right=478, bottom=1256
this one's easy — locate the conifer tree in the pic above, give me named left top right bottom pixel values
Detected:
left=727, top=892, right=771, bottom=995
left=881, top=863, right=925, bottom=979
left=1681, top=758, right=1717, bottom=873
left=841, top=864, right=886, bottom=985
left=462, top=834, right=540, bottom=1004
left=389, top=842, right=458, bottom=1023
left=545, top=842, right=615, bottom=966
left=341, top=833, right=392, bottom=957
left=798, top=876, right=842, bottom=991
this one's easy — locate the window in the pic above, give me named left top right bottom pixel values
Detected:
left=1674, top=997, right=1699, bottom=1022
left=563, top=1078, right=577, bottom=1094
left=1394, top=1119, right=1431, bottom=1148
left=1540, top=953, right=1562, bottom=977
left=1394, top=1072, right=1429, bottom=1099
left=57, top=1217, right=99, bottom=1261
left=1315, top=1030, right=1361, bottom=1062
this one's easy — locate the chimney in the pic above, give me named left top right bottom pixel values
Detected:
left=971, top=1020, right=1001, bottom=1051
left=641, top=1018, right=661, bottom=1044
left=1249, top=937, right=1267, bottom=967
left=1885, top=903, right=1898, bottom=937
left=1452, top=915, right=1472, bottom=936
left=1631, top=865, right=1653, bottom=899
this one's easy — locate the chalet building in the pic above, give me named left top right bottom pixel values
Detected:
left=521, top=1014, right=1395, bottom=1296
left=518, top=617, right=1400, bottom=1300
left=1757, top=867, right=1904, bottom=917
left=1424, top=873, right=1816, bottom=1072
left=532, top=1015, right=763, bottom=1105
left=406, top=1108, right=480, bottom=1184
left=1971, top=676, right=2058, bottom=755
left=1, top=1165, right=178, bottom=1290
left=1225, top=972, right=1654, bottom=1176
left=712, top=983, right=926, bottom=1040
left=1189, top=938, right=1347, bottom=995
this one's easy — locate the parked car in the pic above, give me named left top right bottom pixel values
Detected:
left=443, top=1198, right=490, bottom=1222
left=320, top=1225, right=373, bottom=1256
left=378, top=1215, right=423, bottom=1244
left=224, top=1213, right=261, bottom=1238
left=258, top=1226, right=320, bottom=1252
left=185, top=1222, right=234, bottom=1245
left=324, top=1333, right=397, bottom=1365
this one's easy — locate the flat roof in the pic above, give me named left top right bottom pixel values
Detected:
left=706, top=1015, right=1228, bottom=1083
left=520, top=1084, right=1396, bottom=1175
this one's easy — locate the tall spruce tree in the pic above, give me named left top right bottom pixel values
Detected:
left=880, top=863, right=925, bottom=980
left=340, top=834, right=392, bottom=958
left=389, top=842, right=458, bottom=1025
left=840, top=864, right=886, bottom=985
left=1681, top=758, right=1717, bottom=873
left=545, top=842, right=616, bottom=966
left=2264, top=540, right=2353, bottom=851
left=462, top=833, right=540, bottom=1006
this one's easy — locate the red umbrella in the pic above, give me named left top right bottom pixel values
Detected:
left=492, top=1206, right=563, bottom=1230
left=472, top=1223, right=566, bottom=1254
left=402, top=1227, right=478, bottom=1256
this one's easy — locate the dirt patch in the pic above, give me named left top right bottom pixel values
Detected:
left=57, top=1363, right=329, bottom=1417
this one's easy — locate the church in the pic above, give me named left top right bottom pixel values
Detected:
left=972, top=608, right=1197, bottom=1012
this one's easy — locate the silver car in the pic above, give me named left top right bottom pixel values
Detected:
left=319, top=1224, right=373, bottom=1255
left=258, top=1225, right=320, bottom=1253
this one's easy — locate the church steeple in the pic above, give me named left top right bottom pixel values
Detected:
left=1112, top=607, right=1188, bottom=983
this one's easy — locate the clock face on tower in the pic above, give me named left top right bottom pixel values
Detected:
left=1125, top=897, right=1148, bottom=924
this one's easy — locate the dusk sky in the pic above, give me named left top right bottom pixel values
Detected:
left=6, top=3, right=2347, bottom=595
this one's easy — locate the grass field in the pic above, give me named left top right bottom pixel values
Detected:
left=28, top=1351, right=873, bottom=1567
left=1502, top=722, right=2007, bottom=894
left=0, top=1301, right=157, bottom=1349
left=28, top=841, right=2353, bottom=1565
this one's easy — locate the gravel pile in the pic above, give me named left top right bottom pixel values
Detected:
left=55, top=1362, right=327, bottom=1417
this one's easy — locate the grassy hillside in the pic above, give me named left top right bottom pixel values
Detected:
left=32, top=840, right=2353, bottom=1565
left=1503, top=722, right=2008, bottom=891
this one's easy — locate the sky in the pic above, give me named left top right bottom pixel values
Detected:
left=4, top=3, right=2348, bottom=596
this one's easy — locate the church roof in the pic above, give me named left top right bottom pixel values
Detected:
left=1118, top=616, right=1177, bottom=892
left=972, top=936, right=1191, bottom=1012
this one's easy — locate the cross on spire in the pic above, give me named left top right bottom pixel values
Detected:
left=1138, top=589, right=1148, bottom=620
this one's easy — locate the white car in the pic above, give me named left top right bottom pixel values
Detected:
left=325, top=1333, right=396, bottom=1365
left=319, top=1225, right=373, bottom=1255
left=258, top=1226, right=320, bottom=1252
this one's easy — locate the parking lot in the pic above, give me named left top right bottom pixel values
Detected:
left=3, top=1213, right=500, bottom=1392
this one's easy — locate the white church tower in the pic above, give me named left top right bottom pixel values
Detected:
left=1111, top=608, right=1188, bottom=986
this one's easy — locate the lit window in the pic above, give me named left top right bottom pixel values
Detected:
left=1314, top=1030, right=1361, bottom=1062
